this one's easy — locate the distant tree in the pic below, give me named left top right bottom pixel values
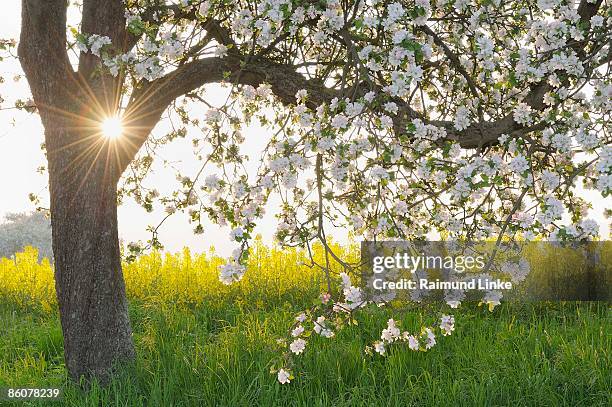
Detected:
left=0, top=212, right=53, bottom=260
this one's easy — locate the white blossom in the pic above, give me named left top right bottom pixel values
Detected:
left=381, top=319, right=401, bottom=342
left=277, top=368, right=291, bottom=384
left=291, top=325, right=305, bottom=337
left=454, top=106, right=470, bottom=130
left=440, top=315, right=455, bottom=336
left=513, top=103, right=534, bottom=125
left=289, top=338, right=306, bottom=355
left=215, top=44, right=229, bottom=58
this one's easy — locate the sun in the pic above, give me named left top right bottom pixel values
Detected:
left=101, top=116, right=124, bottom=139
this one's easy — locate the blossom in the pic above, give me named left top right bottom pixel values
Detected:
left=537, top=0, right=558, bottom=10
left=579, top=219, right=599, bottom=237
left=317, top=137, right=335, bottom=152
left=386, top=3, right=405, bottom=22
left=384, top=102, right=398, bottom=115
left=393, top=29, right=408, bottom=44
left=160, top=33, right=184, bottom=58
left=215, top=44, right=229, bottom=58
left=394, top=200, right=408, bottom=215
left=407, top=335, right=419, bottom=350
left=76, top=37, right=89, bottom=53
left=289, top=338, right=307, bottom=354
left=198, top=1, right=211, bottom=16
left=381, top=319, right=401, bottom=342
left=509, top=155, right=529, bottom=174
left=451, top=0, right=469, bottom=11
left=440, top=315, right=455, bottom=336
left=88, top=34, right=111, bottom=57
left=502, top=259, right=530, bottom=283
left=536, top=195, right=565, bottom=226
left=331, top=114, right=349, bottom=130
left=370, top=166, right=389, bottom=181
left=291, top=325, right=305, bottom=337
left=204, top=174, right=221, bottom=190
left=295, top=89, right=308, bottom=102
left=454, top=106, right=470, bottom=130
left=342, top=285, right=364, bottom=309
left=445, top=289, right=466, bottom=309
left=596, top=174, right=611, bottom=192
left=446, top=300, right=461, bottom=308
left=374, top=341, right=386, bottom=355
left=590, top=15, right=604, bottom=28
left=104, top=57, right=120, bottom=77
left=229, top=227, right=244, bottom=241
left=476, top=36, right=495, bottom=59
left=277, top=368, right=291, bottom=384
left=482, top=290, right=503, bottom=311
left=346, top=101, right=364, bottom=117
left=513, top=103, right=533, bottom=125
left=314, top=316, right=334, bottom=337
left=219, top=262, right=246, bottom=285
left=512, top=212, right=534, bottom=229
left=424, top=328, right=436, bottom=349
left=541, top=170, right=560, bottom=190
left=270, top=157, right=290, bottom=173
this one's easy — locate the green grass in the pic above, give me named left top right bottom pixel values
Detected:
left=0, top=297, right=610, bottom=406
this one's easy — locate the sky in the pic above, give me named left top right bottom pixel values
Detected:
left=0, top=2, right=609, bottom=257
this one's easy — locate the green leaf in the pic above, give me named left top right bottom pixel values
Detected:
left=127, top=19, right=145, bottom=36
left=508, top=72, right=518, bottom=87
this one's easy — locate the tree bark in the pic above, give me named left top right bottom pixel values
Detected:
left=19, top=0, right=135, bottom=384
left=46, top=125, right=135, bottom=383
left=38, top=101, right=135, bottom=383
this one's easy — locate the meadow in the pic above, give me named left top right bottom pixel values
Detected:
left=0, top=242, right=610, bottom=406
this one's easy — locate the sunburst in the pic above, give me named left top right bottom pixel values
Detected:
left=101, top=115, right=124, bottom=139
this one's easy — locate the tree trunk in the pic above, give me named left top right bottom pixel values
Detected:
left=18, top=0, right=136, bottom=385
left=46, top=120, right=135, bottom=383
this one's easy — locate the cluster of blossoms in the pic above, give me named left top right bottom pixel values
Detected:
left=336, top=272, right=365, bottom=311
left=76, top=34, right=111, bottom=57
left=513, top=103, right=534, bottom=126
left=552, top=218, right=601, bottom=241
left=272, top=271, right=377, bottom=383
left=370, top=315, right=455, bottom=357
left=274, top=265, right=478, bottom=383
left=275, top=307, right=456, bottom=383
left=594, top=146, right=612, bottom=196
left=218, top=259, right=246, bottom=285
left=481, top=290, right=504, bottom=311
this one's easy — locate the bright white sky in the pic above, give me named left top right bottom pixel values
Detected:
left=0, top=3, right=609, bottom=256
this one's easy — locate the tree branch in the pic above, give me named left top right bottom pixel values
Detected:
left=123, top=3, right=235, bottom=53
left=399, top=0, right=606, bottom=149
left=420, top=25, right=483, bottom=106
left=118, top=53, right=334, bottom=180
left=18, top=0, right=72, bottom=109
